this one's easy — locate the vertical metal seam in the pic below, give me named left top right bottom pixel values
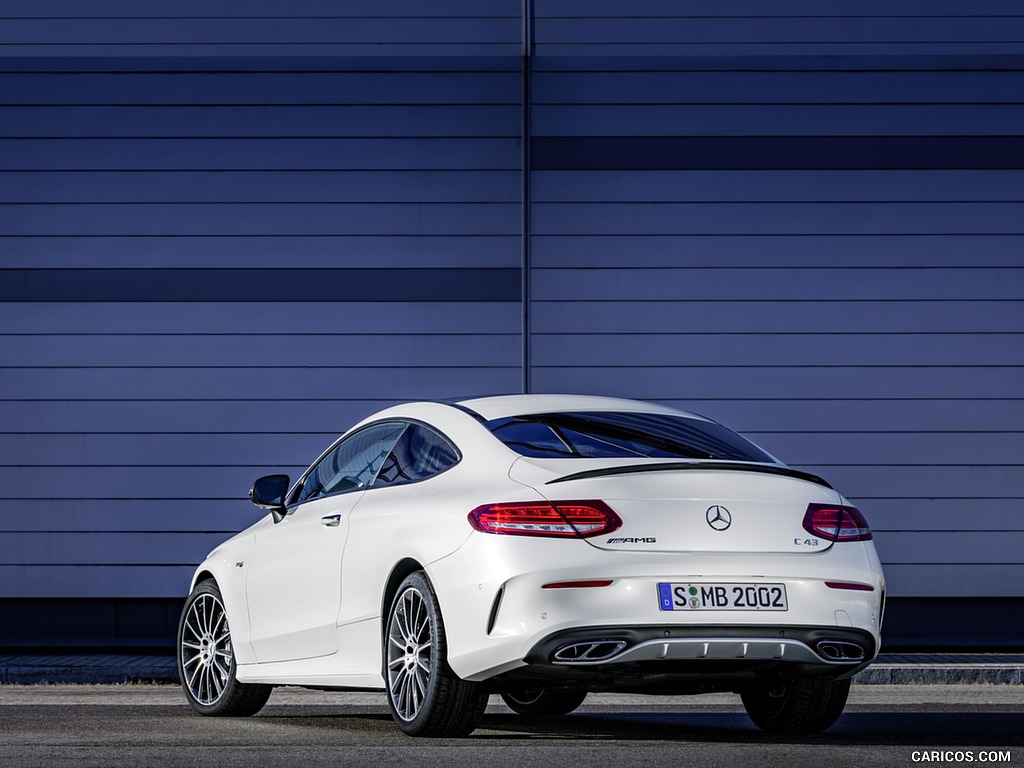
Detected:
left=521, top=0, right=533, bottom=394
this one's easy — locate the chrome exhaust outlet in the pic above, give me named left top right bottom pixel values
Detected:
left=816, top=640, right=865, bottom=662
left=553, top=639, right=629, bottom=664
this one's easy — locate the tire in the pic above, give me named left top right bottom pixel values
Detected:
left=741, top=676, right=851, bottom=734
left=501, top=689, right=587, bottom=716
left=385, top=571, right=487, bottom=737
left=177, top=580, right=272, bottom=717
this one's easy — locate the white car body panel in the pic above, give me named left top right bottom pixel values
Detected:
left=246, top=491, right=359, bottom=663
left=188, top=394, right=885, bottom=692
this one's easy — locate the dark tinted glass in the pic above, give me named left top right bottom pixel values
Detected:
left=486, top=411, right=774, bottom=463
left=297, top=422, right=406, bottom=503
left=488, top=420, right=574, bottom=457
left=373, top=424, right=460, bottom=488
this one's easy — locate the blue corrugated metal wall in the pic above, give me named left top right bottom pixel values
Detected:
left=528, top=7, right=1024, bottom=605
left=0, top=3, right=524, bottom=616
left=0, top=0, right=1021, bottom=646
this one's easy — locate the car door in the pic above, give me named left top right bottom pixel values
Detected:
left=245, top=421, right=407, bottom=663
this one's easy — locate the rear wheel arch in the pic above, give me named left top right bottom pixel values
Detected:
left=381, top=558, right=426, bottom=627
left=383, top=570, right=486, bottom=736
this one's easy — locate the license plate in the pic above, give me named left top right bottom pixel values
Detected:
left=658, top=582, right=788, bottom=611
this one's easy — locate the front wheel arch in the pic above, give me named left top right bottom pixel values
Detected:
left=177, top=579, right=271, bottom=717
left=189, top=569, right=216, bottom=594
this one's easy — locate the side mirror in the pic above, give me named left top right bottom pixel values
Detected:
left=250, top=474, right=290, bottom=524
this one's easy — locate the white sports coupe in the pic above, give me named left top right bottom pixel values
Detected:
left=178, top=394, right=885, bottom=736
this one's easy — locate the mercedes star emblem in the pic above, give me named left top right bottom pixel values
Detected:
left=706, top=505, right=732, bottom=531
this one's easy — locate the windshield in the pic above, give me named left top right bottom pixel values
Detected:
left=485, top=411, right=775, bottom=463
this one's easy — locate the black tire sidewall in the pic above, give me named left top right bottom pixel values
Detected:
left=501, top=689, right=588, bottom=716
left=741, top=676, right=850, bottom=733
left=386, top=572, right=448, bottom=734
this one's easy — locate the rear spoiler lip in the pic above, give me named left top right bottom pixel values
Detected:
left=545, top=461, right=833, bottom=490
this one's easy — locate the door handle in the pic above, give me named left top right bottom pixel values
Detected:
left=321, top=514, right=341, bottom=527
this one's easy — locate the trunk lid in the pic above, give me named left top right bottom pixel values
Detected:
left=509, top=458, right=841, bottom=555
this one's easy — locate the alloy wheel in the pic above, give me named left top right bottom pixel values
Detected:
left=386, top=586, right=433, bottom=721
left=180, top=592, right=233, bottom=706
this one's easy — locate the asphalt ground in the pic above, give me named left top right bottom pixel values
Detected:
left=1, top=685, right=1021, bottom=768
left=3, top=652, right=1024, bottom=684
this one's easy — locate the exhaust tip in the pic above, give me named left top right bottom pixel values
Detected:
left=553, top=640, right=628, bottom=663
left=816, top=640, right=865, bottom=662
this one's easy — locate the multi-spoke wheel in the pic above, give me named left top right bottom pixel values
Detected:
left=501, top=689, right=588, bottom=716
left=177, top=580, right=271, bottom=716
left=385, top=571, right=486, bottom=736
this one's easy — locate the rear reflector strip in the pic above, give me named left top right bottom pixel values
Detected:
left=825, top=581, right=875, bottom=592
left=542, top=580, right=614, bottom=589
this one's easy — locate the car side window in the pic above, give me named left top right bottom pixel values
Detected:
left=296, top=422, right=407, bottom=504
left=372, top=423, right=460, bottom=488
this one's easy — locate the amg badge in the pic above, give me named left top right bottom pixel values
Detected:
left=606, top=537, right=657, bottom=544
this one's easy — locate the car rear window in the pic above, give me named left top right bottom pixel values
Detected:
left=485, top=411, right=774, bottom=463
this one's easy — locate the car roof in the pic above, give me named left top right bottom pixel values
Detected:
left=453, top=394, right=707, bottom=422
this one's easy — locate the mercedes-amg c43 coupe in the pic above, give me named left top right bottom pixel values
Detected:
left=178, top=394, right=885, bottom=736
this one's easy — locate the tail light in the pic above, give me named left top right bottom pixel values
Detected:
left=468, top=500, right=622, bottom=538
left=803, top=504, right=872, bottom=542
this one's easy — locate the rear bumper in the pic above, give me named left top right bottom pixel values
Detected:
left=484, top=624, right=876, bottom=694
left=431, top=534, right=884, bottom=682
left=528, top=623, right=875, bottom=667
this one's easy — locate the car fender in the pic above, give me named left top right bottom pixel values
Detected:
left=188, top=520, right=263, bottom=665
